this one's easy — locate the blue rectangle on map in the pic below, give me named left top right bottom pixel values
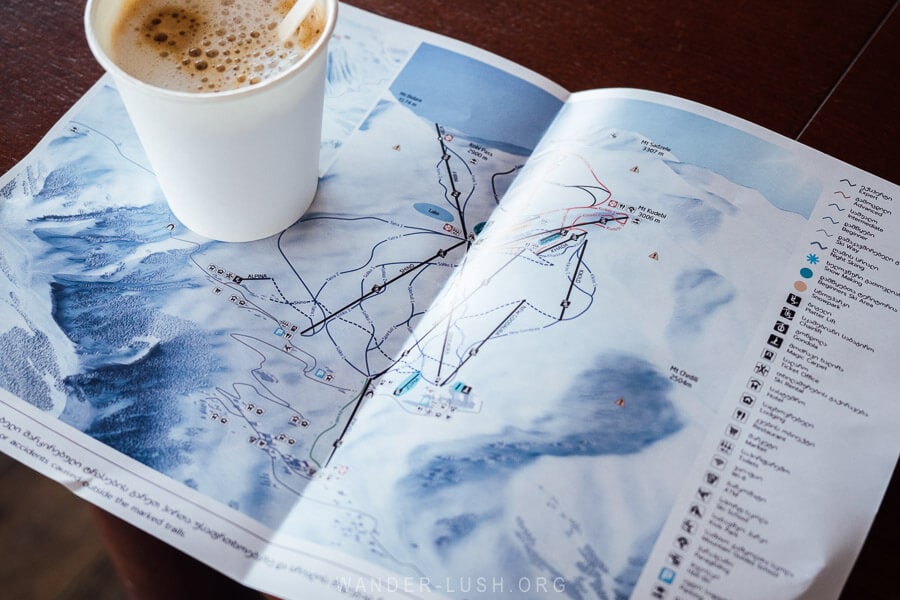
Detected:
left=389, top=43, right=564, bottom=155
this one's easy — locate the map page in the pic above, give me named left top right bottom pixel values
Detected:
left=291, top=89, right=899, bottom=599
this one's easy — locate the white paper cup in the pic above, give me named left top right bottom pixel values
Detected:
left=85, top=0, right=338, bottom=242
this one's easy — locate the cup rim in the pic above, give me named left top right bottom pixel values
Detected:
left=84, top=0, right=338, bottom=102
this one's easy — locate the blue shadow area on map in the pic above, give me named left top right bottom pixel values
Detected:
left=399, top=353, right=681, bottom=495
left=389, top=43, right=564, bottom=155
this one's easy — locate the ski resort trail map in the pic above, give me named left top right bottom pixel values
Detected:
left=4, top=6, right=874, bottom=600
left=310, top=91, right=814, bottom=597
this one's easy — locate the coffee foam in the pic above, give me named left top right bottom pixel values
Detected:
left=111, top=0, right=324, bottom=93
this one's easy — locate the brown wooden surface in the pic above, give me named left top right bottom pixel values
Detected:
left=1, top=1, right=897, bottom=598
left=0, top=454, right=127, bottom=600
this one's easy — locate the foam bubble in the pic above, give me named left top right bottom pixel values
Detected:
left=111, top=0, right=324, bottom=92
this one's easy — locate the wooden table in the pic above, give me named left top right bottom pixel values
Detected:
left=1, top=1, right=897, bottom=598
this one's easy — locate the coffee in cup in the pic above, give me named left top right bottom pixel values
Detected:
left=110, top=0, right=326, bottom=93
